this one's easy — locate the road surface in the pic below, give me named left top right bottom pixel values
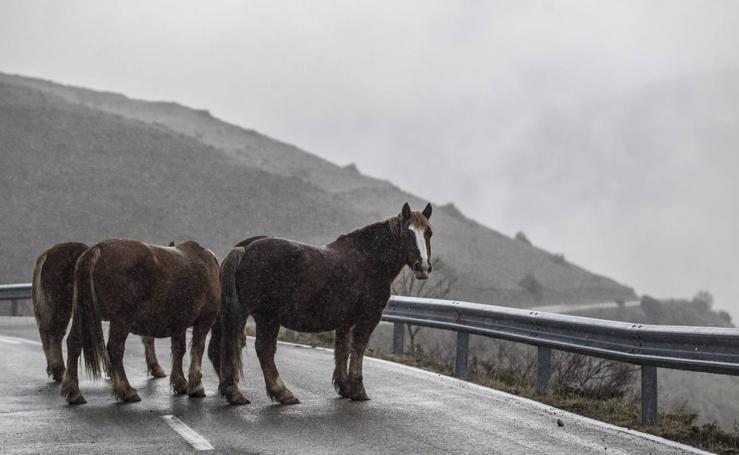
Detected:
left=0, top=317, right=706, bottom=454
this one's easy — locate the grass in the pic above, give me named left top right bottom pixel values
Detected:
left=264, top=328, right=739, bottom=454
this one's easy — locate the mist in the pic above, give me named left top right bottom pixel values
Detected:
left=1, top=0, right=738, bottom=315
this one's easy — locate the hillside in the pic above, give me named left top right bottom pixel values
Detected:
left=0, top=72, right=636, bottom=306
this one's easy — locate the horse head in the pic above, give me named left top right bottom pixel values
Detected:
left=399, top=202, right=433, bottom=280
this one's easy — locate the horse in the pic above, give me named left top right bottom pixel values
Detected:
left=32, top=242, right=167, bottom=382
left=60, top=239, right=221, bottom=404
left=217, top=202, right=433, bottom=405
left=207, top=236, right=267, bottom=380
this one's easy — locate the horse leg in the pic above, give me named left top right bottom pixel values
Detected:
left=187, top=317, right=211, bottom=398
left=142, top=336, right=166, bottom=378
left=347, top=324, right=374, bottom=401
left=39, top=330, right=54, bottom=379
left=207, top=313, right=222, bottom=380
left=219, top=308, right=250, bottom=406
left=47, top=322, right=68, bottom=382
left=107, top=322, right=140, bottom=402
left=60, top=324, right=85, bottom=404
left=333, top=325, right=353, bottom=398
left=255, top=317, right=299, bottom=405
left=170, top=331, right=188, bottom=395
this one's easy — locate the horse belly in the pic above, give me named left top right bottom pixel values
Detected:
left=128, top=299, right=194, bottom=338
left=278, top=295, right=350, bottom=332
left=281, top=313, right=340, bottom=333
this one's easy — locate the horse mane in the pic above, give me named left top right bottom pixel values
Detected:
left=409, top=212, right=432, bottom=230
left=333, top=216, right=400, bottom=245
left=332, top=210, right=432, bottom=249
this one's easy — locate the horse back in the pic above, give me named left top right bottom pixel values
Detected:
left=236, top=237, right=364, bottom=330
left=91, top=239, right=220, bottom=335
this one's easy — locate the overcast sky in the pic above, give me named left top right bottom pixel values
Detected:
left=2, top=1, right=738, bottom=316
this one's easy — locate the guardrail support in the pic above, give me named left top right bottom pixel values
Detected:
left=10, top=299, right=19, bottom=316
left=536, top=346, right=552, bottom=392
left=392, top=322, right=405, bottom=356
left=641, top=365, right=658, bottom=426
left=455, top=331, right=469, bottom=378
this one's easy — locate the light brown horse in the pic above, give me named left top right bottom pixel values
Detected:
left=61, top=239, right=220, bottom=404
left=217, top=202, right=433, bottom=405
left=32, top=242, right=167, bottom=382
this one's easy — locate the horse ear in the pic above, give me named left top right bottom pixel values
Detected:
left=422, top=202, right=432, bottom=220
left=168, top=241, right=175, bottom=247
left=401, top=202, right=411, bottom=221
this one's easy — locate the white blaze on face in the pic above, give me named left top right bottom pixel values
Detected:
left=409, top=224, right=429, bottom=271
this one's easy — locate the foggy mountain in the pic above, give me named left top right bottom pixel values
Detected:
left=0, top=72, right=635, bottom=307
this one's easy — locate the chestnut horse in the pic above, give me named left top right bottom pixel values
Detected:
left=32, top=242, right=167, bottom=382
left=61, top=239, right=220, bottom=404
left=217, top=202, right=433, bottom=405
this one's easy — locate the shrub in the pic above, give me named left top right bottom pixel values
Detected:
left=514, top=231, right=532, bottom=245
left=519, top=272, right=544, bottom=299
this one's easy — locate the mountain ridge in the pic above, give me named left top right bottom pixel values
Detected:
left=0, top=72, right=636, bottom=306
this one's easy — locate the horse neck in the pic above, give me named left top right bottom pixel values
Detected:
left=331, top=220, right=405, bottom=282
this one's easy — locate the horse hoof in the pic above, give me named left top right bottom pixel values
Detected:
left=150, top=365, right=167, bottom=379
left=61, top=382, right=85, bottom=404
left=280, top=396, right=301, bottom=406
left=171, top=378, right=188, bottom=395
left=350, top=393, right=370, bottom=401
left=188, top=386, right=206, bottom=398
left=67, top=393, right=87, bottom=405
left=228, top=395, right=251, bottom=406
left=123, top=390, right=141, bottom=403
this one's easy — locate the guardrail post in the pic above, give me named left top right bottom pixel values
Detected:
left=392, top=322, right=405, bottom=356
left=455, top=331, right=469, bottom=378
left=10, top=299, right=19, bottom=316
left=641, top=365, right=658, bottom=426
left=536, top=346, right=552, bottom=392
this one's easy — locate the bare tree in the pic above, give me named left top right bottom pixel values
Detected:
left=392, top=257, right=458, bottom=357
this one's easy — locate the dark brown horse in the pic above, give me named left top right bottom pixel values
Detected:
left=60, top=239, right=221, bottom=404
left=217, top=202, right=433, bottom=405
left=207, top=236, right=267, bottom=379
left=32, top=242, right=167, bottom=382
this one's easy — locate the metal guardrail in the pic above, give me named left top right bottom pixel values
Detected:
left=383, top=295, right=739, bottom=426
left=4, top=283, right=739, bottom=426
left=0, top=283, right=31, bottom=315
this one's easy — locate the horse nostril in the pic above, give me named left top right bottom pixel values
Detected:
left=428, top=264, right=433, bottom=273
left=412, top=262, right=421, bottom=272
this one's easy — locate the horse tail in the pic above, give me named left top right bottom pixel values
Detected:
left=218, top=246, right=247, bottom=389
left=31, top=253, right=48, bottom=327
left=73, top=247, right=110, bottom=379
left=209, top=238, right=266, bottom=380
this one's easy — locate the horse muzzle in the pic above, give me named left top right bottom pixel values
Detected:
left=412, top=262, right=431, bottom=280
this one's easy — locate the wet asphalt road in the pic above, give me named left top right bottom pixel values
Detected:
left=0, top=317, right=705, bottom=454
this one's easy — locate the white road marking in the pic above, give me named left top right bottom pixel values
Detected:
left=0, top=335, right=42, bottom=346
left=162, top=415, right=214, bottom=451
